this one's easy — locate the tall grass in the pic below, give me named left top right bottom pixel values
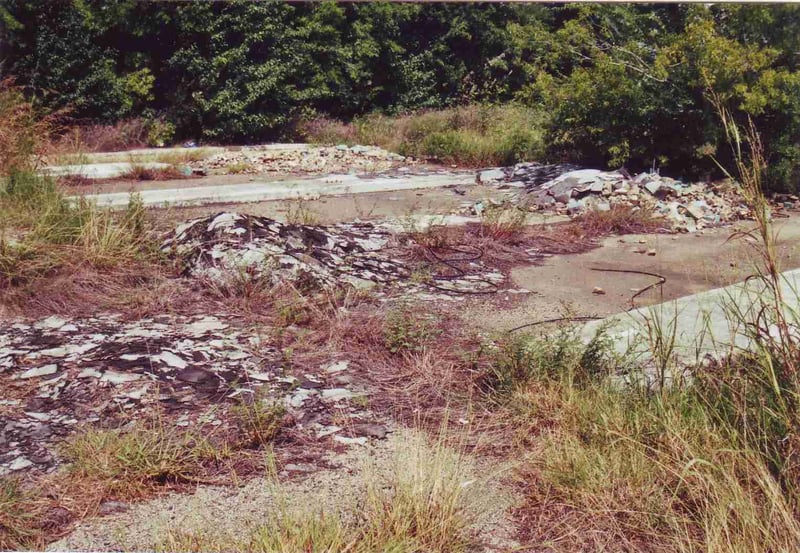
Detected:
left=489, top=96, right=800, bottom=550
left=300, top=104, right=546, bottom=167
left=0, top=176, right=154, bottom=286
left=488, top=328, right=800, bottom=551
left=0, top=82, right=158, bottom=288
left=0, top=80, right=51, bottom=175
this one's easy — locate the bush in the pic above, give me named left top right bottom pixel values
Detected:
left=301, top=104, right=546, bottom=167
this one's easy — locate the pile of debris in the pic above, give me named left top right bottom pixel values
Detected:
left=0, top=313, right=373, bottom=476
left=192, top=144, right=413, bottom=176
left=480, top=163, right=751, bottom=232
left=163, top=212, right=506, bottom=297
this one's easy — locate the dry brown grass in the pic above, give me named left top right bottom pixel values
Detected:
left=568, top=205, right=666, bottom=239
left=120, top=163, right=186, bottom=181
left=0, top=259, right=187, bottom=319
left=48, top=119, right=149, bottom=155
left=0, top=80, right=52, bottom=175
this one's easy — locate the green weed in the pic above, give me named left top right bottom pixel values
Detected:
left=383, top=305, right=440, bottom=354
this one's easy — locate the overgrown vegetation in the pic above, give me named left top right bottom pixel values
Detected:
left=383, top=304, right=440, bottom=354
left=4, top=4, right=800, bottom=189
left=0, top=478, right=48, bottom=551
left=0, top=82, right=159, bottom=291
left=232, top=394, right=286, bottom=448
left=60, top=422, right=217, bottom=498
left=302, top=105, right=545, bottom=167
left=475, top=91, right=800, bottom=551
left=485, top=326, right=800, bottom=551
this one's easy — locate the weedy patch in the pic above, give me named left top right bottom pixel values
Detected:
left=224, top=160, right=256, bottom=174
left=383, top=304, right=441, bottom=354
left=479, top=203, right=528, bottom=241
left=232, top=393, right=287, bottom=448
left=302, top=104, right=545, bottom=167
left=120, top=163, right=186, bottom=181
left=569, top=205, right=665, bottom=239
left=0, top=478, right=48, bottom=550
left=60, top=422, right=217, bottom=499
left=284, top=198, right=321, bottom=226
left=153, top=431, right=477, bottom=553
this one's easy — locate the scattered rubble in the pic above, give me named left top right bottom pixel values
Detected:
left=162, top=212, right=509, bottom=297
left=480, top=163, right=752, bottom=232
left=191, top=144, right=413, bottom=176
left=0, top=314, right=379, bottom=476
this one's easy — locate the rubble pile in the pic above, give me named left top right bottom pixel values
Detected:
left=0, top=314, right=373, bottom=475
left=192, top=144, right=413, bottom=175
left=481, top=163, right=751, bottom=232
left=163, top=212, right=506, bottom=296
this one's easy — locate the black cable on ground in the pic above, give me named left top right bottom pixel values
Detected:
left=507, top=316, right=602, bottom=333
left=505, top=267, right=667, bottom=333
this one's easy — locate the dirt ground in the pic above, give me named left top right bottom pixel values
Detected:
left=12, top=160, right=800, bottom=551
left=469, top=215, right=800, bottom=332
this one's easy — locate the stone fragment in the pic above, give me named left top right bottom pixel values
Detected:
left=176, top=367, right=214, bottom=384
left=98, top=501, right=129, bottom=516
left=334, top=436, right=368, bottom=446
left=8, top=457, right=33, bottom=471
left=592, top=287, right=606, bottom=295
left=19, top=364, right=58, bottom=379
left=155, top=351, right=187, bottom=369
left=321, top=388, right=356, bottom=402
left=323, top=360, right=349, bottom=374
left=353, top=423, right=389, bottom=439
left=644, top=181, right=661, bottom=195
left=101, top=371, right=140, bottom=384
left=478, top=168, right=505, bottom=183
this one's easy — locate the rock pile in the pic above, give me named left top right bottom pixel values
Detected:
left=481, top=163, right=751, bottom=232
left=192, top=144, right=412, bottom=176
left=163, top=212, right=506, bottom=296
left=0, top=313, right=374, bottom=476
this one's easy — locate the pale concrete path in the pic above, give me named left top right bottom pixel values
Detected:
left=44, top=161, right=173, bottom=179
left=70, top=172, right=477, bottom=208
left=580, top=267, right=800, bottom=366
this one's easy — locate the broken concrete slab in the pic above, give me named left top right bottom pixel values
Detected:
left=194, top=144, right=410, bottom=175
left=0, top=312, right=373, bottom=476
left=481, top=163, right=751, bottom=232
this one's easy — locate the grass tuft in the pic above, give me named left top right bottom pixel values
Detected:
left=60, top=422, right=214, bottom=498
left=232, top=394, right=286, bottom=448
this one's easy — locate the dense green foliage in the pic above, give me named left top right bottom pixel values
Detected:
left=3, top=2, right=800, bottom=189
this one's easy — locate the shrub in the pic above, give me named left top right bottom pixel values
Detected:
left=301, top=104, right=546, bottom=167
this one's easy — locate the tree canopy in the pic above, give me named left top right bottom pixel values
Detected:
left=3, top=1, right=800, bottom=190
